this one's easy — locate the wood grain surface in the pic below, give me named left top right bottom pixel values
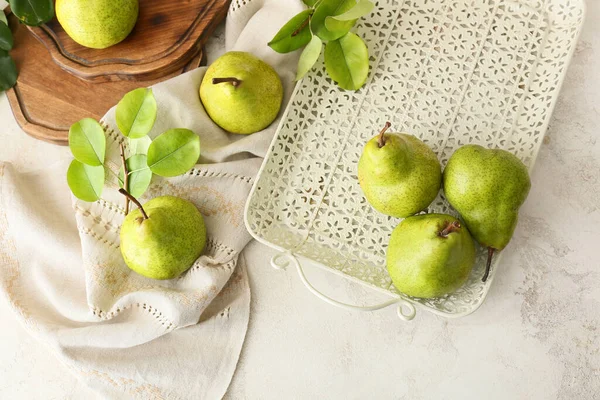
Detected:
left=27, top=0, right=230, bottom=82
left=5, top=12, right=205, bottom=146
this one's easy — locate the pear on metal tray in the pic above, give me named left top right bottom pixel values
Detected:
left=443, top=145, right=531, bottom=282
left=358, top=122, right=442, bottom=218
left=386, top=213, right=476, bottom=299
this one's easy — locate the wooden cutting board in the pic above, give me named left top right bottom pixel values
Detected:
left=28, top=0, right=230, bottom=82
left=5, top=12, right=205, bottom=146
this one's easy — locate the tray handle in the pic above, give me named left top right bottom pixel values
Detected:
left=271, top=252, right=416, bottom=321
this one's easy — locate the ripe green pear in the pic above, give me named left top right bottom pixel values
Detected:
left=358, top=122, right=442, bottom=218
left=120, top=194, right=206, bottom=280
left=56, top=0, right=138, bottom=49
left=387, top=214, right=476, bottom=298
left=443, top=145, right=531, bottom=281
left=199, top=52, right=283, bottom=134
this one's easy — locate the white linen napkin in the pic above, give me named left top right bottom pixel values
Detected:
left=0, top=0, right=303, bottom=398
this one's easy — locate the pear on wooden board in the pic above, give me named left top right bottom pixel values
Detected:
left=199, top=52, right=283, bottom=134
left=387, top=214, right=476, bottom=298
left=358, top=122, right=442, bottom=218
left=119, top=191, right=207, bottom=280
left=56, top=0, right=139, bottom=49
left=443, top=145, right=531, bottom=282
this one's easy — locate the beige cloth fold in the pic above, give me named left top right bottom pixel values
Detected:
left=0, top=0, right=303, bottom=398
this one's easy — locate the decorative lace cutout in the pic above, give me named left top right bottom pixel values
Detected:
left=205, top=238, right=236, bottom=259
left=79, top=226, right=119, bottom=249
left=231, top=0, right=253, bottom=13
left=187, top=168, right=254, bottom=184
left=91, top=303, right=175, bottom=330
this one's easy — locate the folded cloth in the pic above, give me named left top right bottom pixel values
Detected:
left=0, top=0, right=303, bottom=398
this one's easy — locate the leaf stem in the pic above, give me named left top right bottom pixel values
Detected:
left=127, top=166, right=150, bottom=175
left=118, top=189, right=148, bottom=220
left=212, top=77, right=242, bottom=87
left=119, top=143, right=130, bottom=215
left=377, top=121, right=391, bottom=148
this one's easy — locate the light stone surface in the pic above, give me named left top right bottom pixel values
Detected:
left=1, top=1, right=599, bottom=399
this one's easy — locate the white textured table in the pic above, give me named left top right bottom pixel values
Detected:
left=1, top=2, right=599, bottom=399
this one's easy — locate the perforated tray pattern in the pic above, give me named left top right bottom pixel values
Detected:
left=245, top=0, right=585, bottom=317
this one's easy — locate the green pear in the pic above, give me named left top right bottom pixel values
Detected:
left=199, top=51, right=283, bottom=134
left=119, top=191, right=206, bottom=280
left=443, top=145, right=531, bottom=282
left=56, top=0, right=138, bottom=49
left=358, top=122, right=442, bottom=218
left=387, top=214, right=476, bottom=298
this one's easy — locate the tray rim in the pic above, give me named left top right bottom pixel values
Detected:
left=244, top=0, right=587, bottom=318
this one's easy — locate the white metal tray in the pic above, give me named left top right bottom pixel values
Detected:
left=244, top=0, right=586, bottom=320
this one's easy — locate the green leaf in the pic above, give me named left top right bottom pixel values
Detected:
left=118, top=154, right=152, bottom=198
left=0, top=11, right=7, bottom=25
left=9, top=0, right=54, bottom=26
left=268, top=9, right=313, bottom=54
left=128, top=136, right=152, bottom=156
left=324, top=32, right=369, bottom=90
left=68, top=118, right=106, bottom=167
left=296, top=35, right=322, bottom=81
left=116, top=88, right=157, bottom=139
left=303, top=0, right=319, bottom=6
left=147, top=129, right=200, bottom=177
left=312, top=0, right=358, bottom=41
left=0, top=50, right=17, bottom=92
left=67, top=160, right=104, bottom=202
left=0, top=20, right=13, bottom=51
left=325, top=0, right=373, bottom=31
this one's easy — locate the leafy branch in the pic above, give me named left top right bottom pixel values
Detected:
left=269, top=0, right=374, bottom=91
left=67, top=88, right=201, bottom=213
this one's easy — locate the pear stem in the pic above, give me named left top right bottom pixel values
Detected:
left=438, top=220, right=461, bottom=238
left=119, top=143, right=130, bottom=215
left=118, top=189, right=148, bottom=220
left=212, top=77, right=242, bottom=87
left=482, top=247, right=495, bottom=282
left=377, top=121, right=392, bottom=148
